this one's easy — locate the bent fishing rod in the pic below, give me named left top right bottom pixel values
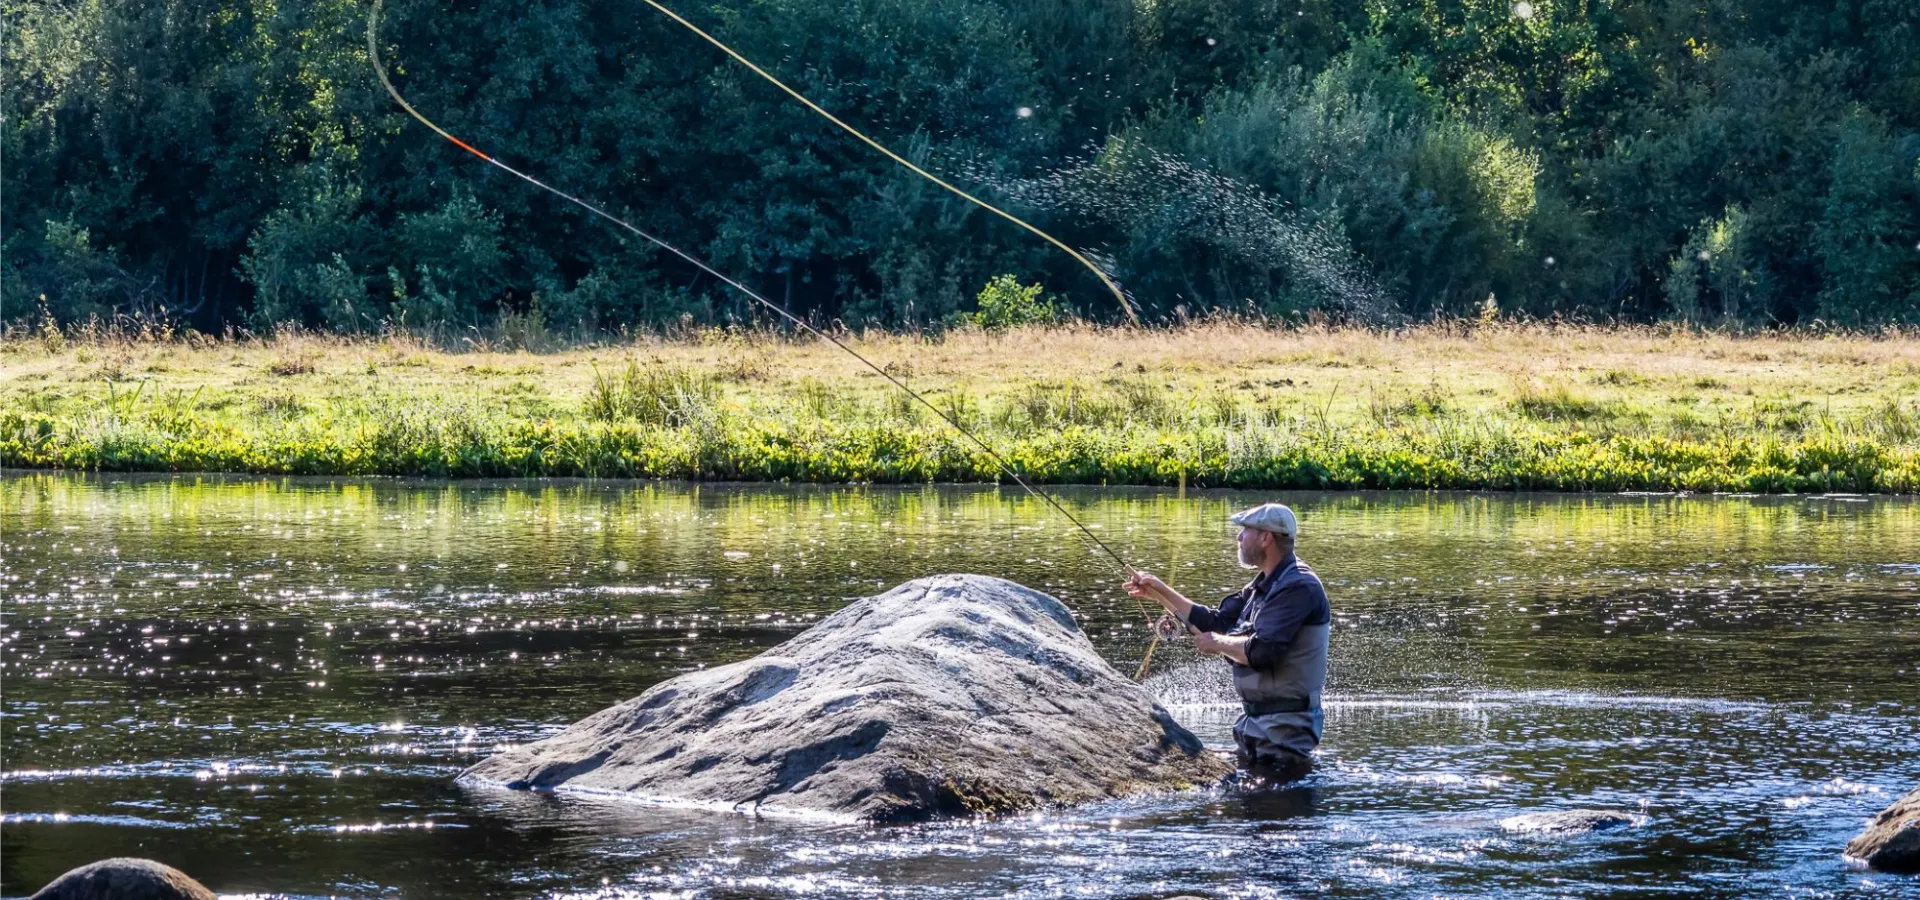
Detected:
left=365, top=0, right=1172, bottom=676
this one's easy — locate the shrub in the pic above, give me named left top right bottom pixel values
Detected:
left=973, top=275, right=1055, bottom=329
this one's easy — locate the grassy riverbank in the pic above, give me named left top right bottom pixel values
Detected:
left=4, top=323, right=1918, bottom=492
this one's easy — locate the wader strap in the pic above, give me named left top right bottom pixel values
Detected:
left=1242, top=697, right=1313, bottom=716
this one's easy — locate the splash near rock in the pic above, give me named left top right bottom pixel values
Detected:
left=462, top=574, right=1231, bottom=822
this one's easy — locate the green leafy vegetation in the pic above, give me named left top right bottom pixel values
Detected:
left=6, top=1, right=1919, bottom=333
left=972, top=276, right=1055, bottom=329
left=5, top=324, right=1916, bottom=492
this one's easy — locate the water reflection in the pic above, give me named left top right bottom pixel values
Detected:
left=3, top=473, right=1916, bottom=897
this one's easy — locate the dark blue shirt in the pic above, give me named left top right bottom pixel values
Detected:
left=1184, top=556, right=1330, bottom=671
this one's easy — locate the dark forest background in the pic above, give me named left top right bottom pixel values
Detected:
left=6, top=0, right=1920, bottom=333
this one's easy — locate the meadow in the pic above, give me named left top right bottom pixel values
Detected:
left=4, top=321, right=1918, bottom=493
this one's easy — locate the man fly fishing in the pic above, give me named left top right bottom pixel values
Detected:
left=1125, top=503, right=1330, bottom=785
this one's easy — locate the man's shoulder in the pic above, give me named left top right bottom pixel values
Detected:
left=1276, top=559, right=1330, bottom=610
left=1282, top=558, right=1325, bottom=588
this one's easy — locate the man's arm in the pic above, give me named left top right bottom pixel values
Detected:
left=1194, top=630, right=1252, bottom=664
left=1126, top=573, right=1245, bottom=634
left=1183, top=592, right=1248, bottom=636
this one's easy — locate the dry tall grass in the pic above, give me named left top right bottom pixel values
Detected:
left=7, top=321, right=1916, bottom=433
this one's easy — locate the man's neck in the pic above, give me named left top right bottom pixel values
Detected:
left=1259, top=551, right=1294, bottom=577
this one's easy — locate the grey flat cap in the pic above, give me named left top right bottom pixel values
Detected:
left=1228, top=502, right=1298, bottom=537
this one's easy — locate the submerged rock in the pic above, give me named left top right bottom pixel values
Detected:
left=1499, top=809, right=1643, bottom=835
left=1846, top=786, right=1920, bottom=873
left=463, top=574, right=1231, bottom=822
left=32, top=858, right=215, bottom=900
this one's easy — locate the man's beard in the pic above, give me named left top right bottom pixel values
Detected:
left=1237, top=542, right=1261, bottom=569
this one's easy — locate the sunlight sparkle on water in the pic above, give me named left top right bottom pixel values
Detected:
left=6, top=477, right=1919, bottom=898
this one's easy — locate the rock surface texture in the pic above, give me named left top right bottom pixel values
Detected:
left=1846, top=786, right=1920, bottom=873
left=464, top=574, right=1231, bottom=822
left=31, top=858, right=216, bottom=900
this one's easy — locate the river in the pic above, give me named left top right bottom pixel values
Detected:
left=3, top=473, right=1916, bottom=897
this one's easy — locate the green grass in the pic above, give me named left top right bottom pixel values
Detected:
left=4, top=323, right=1918, bottom=492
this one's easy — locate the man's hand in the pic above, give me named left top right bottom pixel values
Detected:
left=1126, top=570, right=1197, bottom=625
left=1124, top=571, right=1169, bottom=601
left=1194, top=631, right=1252, bottom=665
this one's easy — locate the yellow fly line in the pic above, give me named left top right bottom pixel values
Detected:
left=365, top=0, right=1166, bottom=675
left=626, top=0, right=1140, bottom=326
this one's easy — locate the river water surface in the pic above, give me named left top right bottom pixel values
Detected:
left=3, top=473, right=1916, bottom=898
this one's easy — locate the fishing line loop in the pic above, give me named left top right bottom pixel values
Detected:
left=365, top=0, right=1167, bottom=675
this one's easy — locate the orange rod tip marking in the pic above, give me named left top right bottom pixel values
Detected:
left=447, top=136, right=491, bottom=161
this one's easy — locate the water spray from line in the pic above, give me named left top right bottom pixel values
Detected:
left=959, top=140, right=1391, bottom=321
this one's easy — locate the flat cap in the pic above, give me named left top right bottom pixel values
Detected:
left=1228, top=502, right=1298, bottom=537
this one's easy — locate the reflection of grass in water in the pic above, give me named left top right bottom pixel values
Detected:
left=8, top=469, right=1914, bottom=700
left=4, top=324, right=1919, bottom=491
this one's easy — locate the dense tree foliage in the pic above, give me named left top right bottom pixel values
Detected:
left=6, top=0, right=1919, bottom=331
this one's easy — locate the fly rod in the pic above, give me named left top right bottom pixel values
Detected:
left=365, top=0, right=1170, bottom=675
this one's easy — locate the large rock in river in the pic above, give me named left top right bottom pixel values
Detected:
left=463, top=574, right=1231, bottom=821
left=1846, top=785, right=1920, bottom=873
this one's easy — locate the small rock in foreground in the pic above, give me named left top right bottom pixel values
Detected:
left=32, top=858, right=215, bottom=900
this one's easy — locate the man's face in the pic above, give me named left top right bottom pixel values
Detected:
left=1236, top=527, right=1267, bottom=569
